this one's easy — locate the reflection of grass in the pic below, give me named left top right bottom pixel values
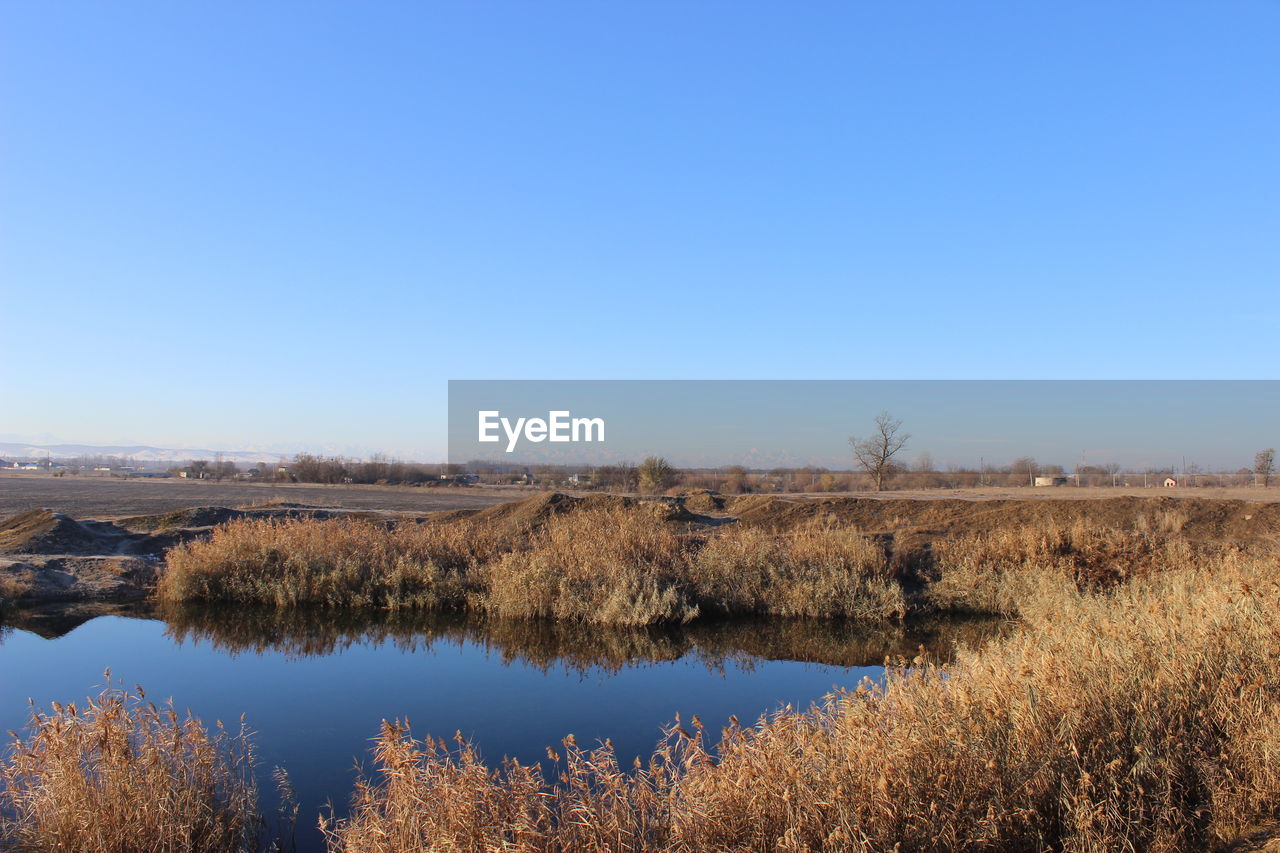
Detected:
left=157, top=504, right=1232, bottom=624
left=323, top=550, right=1280, bottom=853
left=0, top=679, right=282, bottom=853
left=159, top=603, right=1007, bottom=673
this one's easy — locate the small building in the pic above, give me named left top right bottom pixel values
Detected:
left=1034, top=476, right=1068, bottom=487
left=1164, top=477, right=1178, bottom=488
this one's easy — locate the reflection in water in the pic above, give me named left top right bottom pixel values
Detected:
left=157, top=604, right=1009, bottom=673
left=0, top=604, right=1009, bottom=853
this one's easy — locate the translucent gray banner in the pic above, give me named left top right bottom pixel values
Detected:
left=447, top=380, right=1278, bottom=472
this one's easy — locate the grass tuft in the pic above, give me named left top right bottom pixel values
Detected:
left=0, top=677, right=283, bottom=853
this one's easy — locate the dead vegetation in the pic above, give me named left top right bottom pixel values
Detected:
left=157, top=493, right=1277, bottom=625
left=321, top=549, right=1280, bottom=853
left=0, top=678, right=284, bottom=853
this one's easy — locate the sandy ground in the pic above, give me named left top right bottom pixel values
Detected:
left=0, top=474, right=521, bottom=519
left=1, top=473, right=1274, bottom=520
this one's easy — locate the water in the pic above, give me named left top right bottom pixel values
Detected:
left=0, top=605, right=1002, bottom=852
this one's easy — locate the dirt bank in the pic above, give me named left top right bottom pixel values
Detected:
left=0, top=504, right=414, bottom=604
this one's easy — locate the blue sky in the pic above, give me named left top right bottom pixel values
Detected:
left=1, top=2, right=1276, bottom=460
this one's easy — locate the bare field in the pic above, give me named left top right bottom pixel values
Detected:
left=0, top=474, right=520, bottom=519
left=1, top=473, right=1274, bottom=520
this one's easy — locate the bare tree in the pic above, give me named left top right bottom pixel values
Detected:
left=849, top=411, right=910, bottom=492
left=1009, top=457, right=1038, bottom=487
left=1256, top=449, right=1276, bottom=487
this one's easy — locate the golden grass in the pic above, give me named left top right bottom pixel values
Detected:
left=159, top=515, right=501, bottom=609
left=322, top=550, right=1280, bottom=853
left=0, top=677, right=281, bottom=853
left=158, top=509, right=915, bottom=623
left=689, top=522, right=905, bottom=620
left=158, top=506, right=1262, bottom=626
left=480, top=506, right=697, bottom=625
left=926, top=520, right=1221, bottom=616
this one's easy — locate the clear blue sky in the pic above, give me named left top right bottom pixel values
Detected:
left=1, top=2, right=1276, bottom=459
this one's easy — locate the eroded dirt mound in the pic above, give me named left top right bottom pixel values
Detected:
left=117, top=503, right=386, bottom=534
left=0, top=509, right=129, bottom=556
left=680, top=489, right=725, bottom=514
left=457, top=492, right=694, bottom=536
left=0, top=555, right=160, bottom=603
left=117, top=506, right=254, bottom=533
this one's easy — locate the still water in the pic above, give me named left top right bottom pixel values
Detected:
left=0, top=606, right=1002, bottom=852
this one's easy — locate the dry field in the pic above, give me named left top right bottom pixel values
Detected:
left=2, top=472, right=1273, bottom=520
left=0, top=473, right=518, bottom=518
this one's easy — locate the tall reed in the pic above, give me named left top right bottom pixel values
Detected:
left=159, top=515, right=501, bottom=609
left=0, top=678, right=278, bottom=853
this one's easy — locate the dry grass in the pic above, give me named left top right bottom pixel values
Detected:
left=160, top=507, right=918, bottom=625
left=0, top=677, right=283, bottom=853
left=158, top=505, right=1265, bottom=626
left=479, top=506, right=696, bottom=625
left=925, top=520, right=1222, bottom=616
left=689, top=522, right=905, bottom=620
left=322, top=549, right=1280, bottom=853
left=159, top=515, right=502, bottom=609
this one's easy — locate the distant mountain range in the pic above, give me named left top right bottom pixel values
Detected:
left=0, top=442, right=286, bottom=465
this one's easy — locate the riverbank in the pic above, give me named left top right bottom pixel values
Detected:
left=155, top=491, right=1278, bottom=625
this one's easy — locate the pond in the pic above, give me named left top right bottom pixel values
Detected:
left=0, top=605, right=1004, bottom=852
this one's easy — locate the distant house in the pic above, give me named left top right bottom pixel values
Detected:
left=1164, top=477, right=1178, bottom=488
left=1034, top=476, right=1068, bottom=487
left=568, top=472, right=593, bottom=486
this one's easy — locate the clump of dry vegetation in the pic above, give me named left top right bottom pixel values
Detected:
left=924, top=520, right=1222, bottom=616
left=159, top=515, right=502, bottom=610
left=322, top=550, right=1280, bottom=853
left=480, top=506, right=697, bottom=625
left=0, top=678, right=280, bottom=853
left=158, top=497, right=1270, bottom=626
left=690, top=522, right=905, bottom=619
left=160, top=506, right=918, bottom=624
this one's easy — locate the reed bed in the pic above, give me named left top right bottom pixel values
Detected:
left=480, top=506, right=697, bottom=625
left=925, top=521, right=1222, bottom=616
left=0, top=678, right=280, bottom=853
left=159, top=515, right=502, bottom=610
left=158, top=506, right=1261, bottom=625
left=688, top=523, right=906, bottom=620
left=322, top=550, right=1280, bottom=853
